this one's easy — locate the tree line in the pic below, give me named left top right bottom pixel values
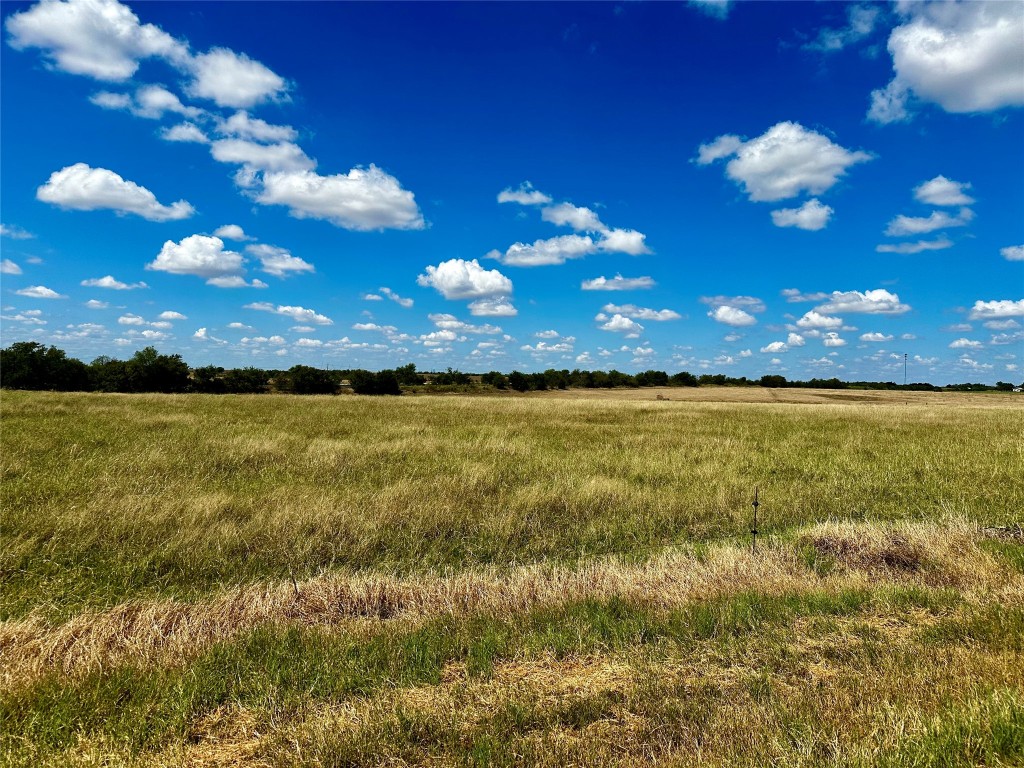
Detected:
left=1, top=341, right=1020, bottom=395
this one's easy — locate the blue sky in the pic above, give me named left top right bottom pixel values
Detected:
left=1, top=0, right=1022, bottom=383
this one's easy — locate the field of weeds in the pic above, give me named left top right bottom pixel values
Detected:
left=1, top=388, right=1022, bottom=766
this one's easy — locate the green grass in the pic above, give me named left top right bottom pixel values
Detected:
left=3, top=391, right=1021, bottom=618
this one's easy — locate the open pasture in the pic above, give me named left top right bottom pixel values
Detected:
left=1, top=389, right=1022, bottom=766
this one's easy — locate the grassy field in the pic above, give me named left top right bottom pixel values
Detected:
left=1, top=388, right=1022, bottom=766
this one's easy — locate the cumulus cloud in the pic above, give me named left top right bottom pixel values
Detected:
left=380, top=287, right=413, bottom=308
left=689, top=0, right=731, bottom=20
left=468, top=297, right=517, bottom=317
left=781, top=288, right=830, bottom=303
left=815, top=289, right=910, bottom=315
left=822, top=332, right=847, bottom=347
left=160, top=122, right=208, bottom=144
left=206, top=276, right=267, bottom=289
left=497, top=181, right=551, bottom=206
left=37, top=163, right=194, bottom=221
left=211, top=139, right=315, bottom=179
left=796, top=310, right=844, bottom=329
left=15, top=285, right=66, bottom=299
left=4, top=0, right=188, bottom=81
left=597, top=228, right=650, bottom=255
left=707, top=305, right=756, bottom=327
left=869, top=2, right=1024, bottom=122
left=429, top=314, right=502, bottom=335
left=860, top=332, right=894, bottom=342
left=147, top=235, right=244, bottom=281
left=213, top=224, right=253, bottom=241
left=787, top=333, right=806, bottom=347
left=193, top=327, right=227, bottom=344
left=245, top=302, right=333, bottom=326
left=158, top=310, right=186, bottom=320
left=541, top=202, right=605, bottom=232
left=695, top=121, right=871, bottom=202
left=761, top=341, right=788, bottom=353
left=914, top=175, right=975, bottom=206
left=92, top=84, right=202, bottom=119
left=884, top=208, right=973, bottom=236
left=1001, top=245, right=1024, bottom=262
left=581, top=274, right=655, bottom=291
left=216, top=111, right=297, bottom=143
left=875, top=238, right=954, bottom=254
left=1, top=259, right=23, bottom=275
left=84, top=299, right=108, bottom=309
left=489, top=234, right=596, bottom=267
left=700, top=295, right=766, bottom=313
left=968, top=299, right=1024, bottom=320
left=599, top=313, right=644, bottom=337
left=417, top=258, right=513, bottom=300
left=804, top=4, right=881, bottom=53
left=245, top=243, right=314, bottom=277
left=949, top=338, right=984, bottom=349
left=257, top=165, right=424, bottom=231
left=185, top=47, right=288, bottom=108
left=770, top=198, right=833, bottom=231
left=80, top=275, right=147, bottom=290
left=601, top=303, right=681, bottom=321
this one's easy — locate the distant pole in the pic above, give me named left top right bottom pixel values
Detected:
left=751, top=487, right=759, bottom=554
left=904, top=354, right=908, bottom=387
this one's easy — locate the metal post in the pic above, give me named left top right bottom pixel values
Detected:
left=904, top=353, right=907, bottom=387
left=751, top=486, right=759, bottom=554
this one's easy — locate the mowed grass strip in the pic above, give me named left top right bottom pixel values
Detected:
left=3, top=391, right=1022, bottom=618
left=2, top=589, right=1020, bottom=767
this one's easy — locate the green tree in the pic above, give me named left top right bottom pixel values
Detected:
left=124, top=347, right=189, bottom=393
left=287, top=365, right=338, bottom=394
left=0, top=342, right=91, bottom=391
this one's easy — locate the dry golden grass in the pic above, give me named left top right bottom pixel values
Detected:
left=2, top=517, right=1016, bottom=693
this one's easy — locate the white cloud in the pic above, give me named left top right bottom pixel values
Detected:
left=770, top=198, right=833, bottom=231
left=211, top=139, right=315, bottom=176
left=497, top=181, right=551, bottom=206
left=0, top=224, right=35, bottom=240
left=815, top=289, right=910, bottom=315
left=968, top=300, right=1024, bottom=320
left=429, top=314, right=502, bottom=334
left=781, top=288, right=830, bottom=303
left=860, top=332, right=893, bottom=342
left=599, top=314, right=644, bottom=337
left=804, top=4, right=881, bottom=53
left=535, top=330, right=560, bottom=339
left=245, top=244, right=314, bottom=277
left=379, top=287, right=413, bottom=308
left=761, top=341, right=788, bottom=353
left=884, top=208, right=973, bottom=236
left=4, top=0, right=188, bottom=81
left=469, top=297, right=517, bottom=317
left=213, top=224, right=253, bottom=241
left=0, top=310, right=47, bottom=325
left=597, top=228, right=651, bottom=255
left=147, top=235, right=243, bottom=280
left=707, top=305, right=756, bottom=327
left=689, top=0, right=731, bottom=20
left=601, top=303, right=681, bottom=321
left=696, top=121, right=871, bottom=202
left=700, top=295, right=766, bottom=313
left=160, top=122, right=209, bottom=144
left=216, top=111, right=297, bottom=143
left=185, top=47, right=288, bottom=108
left=489, top=234, right=596, bottom=267
left=417, top=258, right=513, bottom=300
left=88, top=91, right=130, bottom=110
left=15, top=285, right=66, bottom=299
left=875, top=238, right=954, bottom=254
left=949, top=338, right=983, bottom=349
left=1001, top=245, right=1024, bottom=262
left=985, top=319, right=1020, bottom=331
left=541, top=203, right=605, bottom=232
left=521, top=340, right=574, bottom=354
left=353, top=322, right=397, bottom=333
left=581, top=274, right=655, bottom=291
left=193, top=327, right=227, bottom=344
left=1, top=259, right=22, bottom=275
left=245, top=302, right=333, bottom=326
left=117, top=313, right=145, bottom=325
left=823, top=332, right=847, bottom=347
left=870, top=2, right=1024, bottom=122
left=158, top=310, right=186, bottom=320
left=80, top=275, right=147, bottom=290
left=206, top=276, right=267, bottom=289
left=257, top=165, right=424, bottom=231
left=914, top=175, right=975, bottom=206
left=796, top=310, right=844, bottom=329
left=84, top=299, right=108, bottom=309
left=37, top=163, right=194, bottom=221
left=226, top=322, right=251, bottom=330
left=787, top=333, right=805, bottom=347
left=94, top=84, right=202, bottom=120
left=362, top=293, right=382, bottom=301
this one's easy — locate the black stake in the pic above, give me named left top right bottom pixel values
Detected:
left=751, top=486, right=759, bottom=554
